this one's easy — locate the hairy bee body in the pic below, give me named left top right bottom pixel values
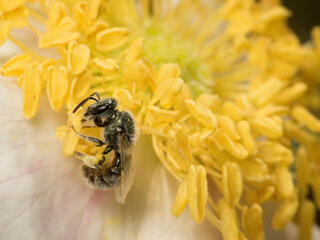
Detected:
left=82, top=164, right=120, bottom=190
left=72, top=93, right=136, bottom=202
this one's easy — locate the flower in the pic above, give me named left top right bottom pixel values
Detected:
left=1, top=0, right=320, bottom=239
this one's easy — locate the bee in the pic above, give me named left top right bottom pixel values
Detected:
left=72, top=92, right=136, bottom=203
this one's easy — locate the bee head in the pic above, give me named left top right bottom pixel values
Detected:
left=82, top=98, right=118, bottom=126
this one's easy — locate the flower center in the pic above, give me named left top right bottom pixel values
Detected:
left=142, top=21, right=212, bottom=96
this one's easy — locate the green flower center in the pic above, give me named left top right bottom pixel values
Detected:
left=142, top=21, right=212, bottom=96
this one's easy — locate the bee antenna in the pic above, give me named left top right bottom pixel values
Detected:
left=73, top=96, right=99, bottom=113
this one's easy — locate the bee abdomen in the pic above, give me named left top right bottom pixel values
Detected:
left=82, top=165, right=120, bottom=190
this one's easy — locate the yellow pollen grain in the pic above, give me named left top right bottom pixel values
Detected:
left=113, top=89, right=139, bottom=110
left=67, top=40, right=90, bottom=75
left=272, top=195, right=298, bottom=230
left=47, top=1, right=66, bottom=30
left=0, top=53, right=33, bottom=77
left=284, top=120, right=316, bottom=145
left=147, top=106, right=179, bottom=123
left=125, top=37, right=144, bottom=64
left=0, top=20, right=11, bottom=46
left=215, top=129, right=248, bottom=159
left=185, top=99, right=217, bottom=128
left=246, top=186, right=275, bottom=204
left=218, top=116, right=240, bottom=141
left=296, top=147, right=310, bottom=199
left=291, top=105, right=320, bottom=132
left=232, top=157, right=269, bottom=182
left=92, top=57, right=118, bottom=75
left=55, top=126, right=67, bottom=142
left=171, top=181, right=188, bottom=217
left=311, top=169, right=320, bottom=209
left=22, top=61, right=42, bottom=119
left=275, top=165, right=295, bottom=199
left=237, top=120, right=256, bottom=154
left=250, top=116, right=282, bottom=139
left=275, top=82, right=307, bottom=105
left=219, top=199, right=239, bottom=240
left=249, top=78, right=284, bottom=106
left=62, top=108, right=83, bottom=157
left=0, top=0, right=25, bottom=13
left=152, top=136, right=184, bottom=180
left=222, top=162, right=242, bottom=207
left=258, top=141, right=293, bottom=165
left=187, top=165, right=208, bottom=223
left=220, top=101, right=244, bottom=121
left=85, top=20, right=108, bottom=37
left=298, top=200, right=315, bottom=240
left=47, top=65, right=69, bottom=111
left=96, top=27, right=129, bottom=52
left=242, top=204, right=264, bottom=240
left=39, top=17, right=79, bottom=48
left=196, top=93, right=220, bottom=111
left=155, top=63, right=181, bottom=85
left=69, top=71, right=92, bottom=105
left=252, top=104, right=288, bottom=118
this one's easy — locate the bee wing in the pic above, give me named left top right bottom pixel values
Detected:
left=114, top=135, right=136, bottom=204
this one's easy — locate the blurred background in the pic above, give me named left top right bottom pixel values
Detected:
left=283, top=0, right=320, bottom=42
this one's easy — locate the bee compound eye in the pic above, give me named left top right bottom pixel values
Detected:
left=92, top=104, right=107, bottom=114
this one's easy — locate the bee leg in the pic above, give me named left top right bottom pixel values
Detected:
left=82, top=125, right=100, bottom=129
left=96, top=146, right=112, bottom=167
left=72, top=92, right=101, bottom=113
left=111, top=152, right=121, bottom=175
left=74, top=151, right=99, bottom=169
left=71, top=125, right=105, bottom=146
